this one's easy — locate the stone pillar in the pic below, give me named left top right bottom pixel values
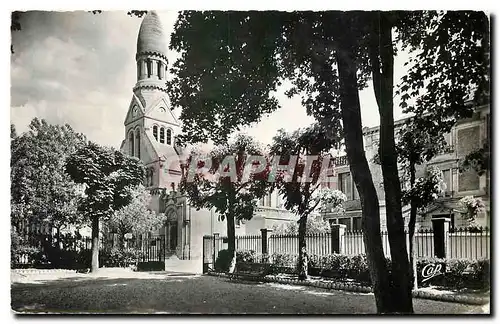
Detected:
left=158, top=61, right=164, bottom=80
left=260, top=228, right=272, bottom=263
left=151, top=59, right=157, bottom=79
left=331, top=224, right=346, bottom=254
left=212, top=233, right=220, bottom=266
left=140, top=59, right=147, bottom=79
left=432, top=217, right=451, bottom=258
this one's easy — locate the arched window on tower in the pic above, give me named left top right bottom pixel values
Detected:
left=153, top=125, right=158, bottom=141
left=128, top=131, right=135, bottom=156
left=160, top=127, right=165, bottom=144
left=147, top=60, right=152, bottom=78
left=157, top=61, right=163, bottom=80
left=135, top=128, right=141, bottom=159
left=166, top=129, right=172, bottom=145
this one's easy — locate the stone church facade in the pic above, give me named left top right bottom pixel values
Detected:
left=119, top=12, right=295, bottom=271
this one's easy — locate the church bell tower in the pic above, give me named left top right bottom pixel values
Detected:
left=120, top=11, right=183, bottom=211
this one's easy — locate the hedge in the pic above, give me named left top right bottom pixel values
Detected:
left=231, top=250, right=490, bottom=290
left=11, top=245, right=144, bottom=270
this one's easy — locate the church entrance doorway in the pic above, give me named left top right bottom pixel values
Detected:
left=169, top=221, right=178, bottom=252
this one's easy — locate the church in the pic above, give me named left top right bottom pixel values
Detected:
left=119, top=11, right=296, bottom=272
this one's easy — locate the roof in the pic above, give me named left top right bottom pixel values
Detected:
left=136, top=11, right=167, bottom=56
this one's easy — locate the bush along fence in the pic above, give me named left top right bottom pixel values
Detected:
left=202, top=225, right=490, bottom=291
left=10, top=232, right=160, bottom=270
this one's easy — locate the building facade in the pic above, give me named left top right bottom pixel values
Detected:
left=323, top=105, right=490, bottom=232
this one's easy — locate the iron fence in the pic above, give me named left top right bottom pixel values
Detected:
left=202, top=227, right=490, bottom=272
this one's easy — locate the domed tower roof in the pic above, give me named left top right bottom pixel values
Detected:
left=136, top=11, right=167, bottom=56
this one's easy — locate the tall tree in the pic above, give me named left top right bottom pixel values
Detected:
left=179, top=134, right=272, bottom=272
left=107, top=185, right=167, bottom=250
left=10, top=119, right=87, bottom=236
left=270, top=123, right=346, bottom=280
left=167, top=10, right=488, bottom=313
left=65, top=142, right=145, bottom=272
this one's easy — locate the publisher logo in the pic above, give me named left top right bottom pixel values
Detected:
left=421, top=263, right=443, bottom=282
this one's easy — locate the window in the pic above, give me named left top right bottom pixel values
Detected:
left=338, top=218, right=351, bottom=231
left=159, top=107, right=166, bottom=113
left=147, top=60, right=152, bottom=77
left=160, top=127, right=165, bottom=144
left=153, top=125, right=158, bottom=141
left=339, top=172, right=352, bottom=200
left=135, top=129, right=141, bottom=159
left=442, top=169, right=452, bottom=193
left=260, top=197, right=265, bottom=206
left=128, top=132, right=134, bottom=156
left=132, top=105, right=138, bottom=117
left=157, top=61, right=163, bottom=79
left=166, top=129, right=172, bottom=145
left=353, top=217, right=362, bottom=231
left=266, top=192, right=272, bottom=207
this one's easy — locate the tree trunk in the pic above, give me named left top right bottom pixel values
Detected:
left=369, top=12, right=413, bottom=313
left=91, top=216, right=99, bottom=273
left=408, top=207, right=418, bottom=290
left=118, top=232, right=125, bottom=251
left=226, top=212, right=237, bottom=273
left=297, top=215, right=308, bottom=281
left=336, top=29, right=394, bottom=313
left=408, top=160, right=418, bottom=290
left=56, top=226, right=61, bottom=250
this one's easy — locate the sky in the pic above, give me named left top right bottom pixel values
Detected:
left=10, top=10, right=410, bottom=148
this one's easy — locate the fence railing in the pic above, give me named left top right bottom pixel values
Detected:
left=12, top=232, right=170, bottom=267
left=202, top=227, right=490, bottom=271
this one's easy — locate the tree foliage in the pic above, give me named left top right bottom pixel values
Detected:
left=10, top=119, right=87, bottom=230
left=459, top=142, right=490, bottom=176
left=108, top=185, right=166, bottom=248
left=180, top=134, right=271, bottom=221
left=180, top=134, right=272, bottom=272
left=269, top=123, right=345, bottom=217
left=396, top=11, right=489, bottom=133
left=402, top=167, right=446, bottom=210
left=272, top=213, right=330, bottom=235
left=65, top=142, right=145, bottom=221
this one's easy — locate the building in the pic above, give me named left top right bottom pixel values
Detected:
left=119, top=11, right=294, bottom=271
left=323, top=105, right=490, bottom=232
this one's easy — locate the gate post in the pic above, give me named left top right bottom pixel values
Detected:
left=260, top=228, right=272, bottom=263
left=212, top=233, right=219, bottom=267
left=331, top=224, right=346, bottom=254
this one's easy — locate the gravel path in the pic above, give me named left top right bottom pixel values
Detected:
left=11, top=273, right=488, bottom=314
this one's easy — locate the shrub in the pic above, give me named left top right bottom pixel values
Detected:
left=101, top=248, right=144, bottom=267
left=215, top=249, right=233, bottom=272
left=236, top=250, right=256, bottom=263
left=11, top=245, right=44, bottom=268
left=271, top=252, right=296, bottom=268
left=416, top=257, right=489, bottom=289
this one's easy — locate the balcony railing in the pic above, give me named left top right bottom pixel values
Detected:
left=332, top=155, right=348, bottom=167
left=442, top=145, right=455, bottom=154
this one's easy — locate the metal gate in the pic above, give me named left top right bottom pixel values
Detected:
left=202, top=235, right=225, bottom=273
left=138, top=234, right=167, bottom=263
